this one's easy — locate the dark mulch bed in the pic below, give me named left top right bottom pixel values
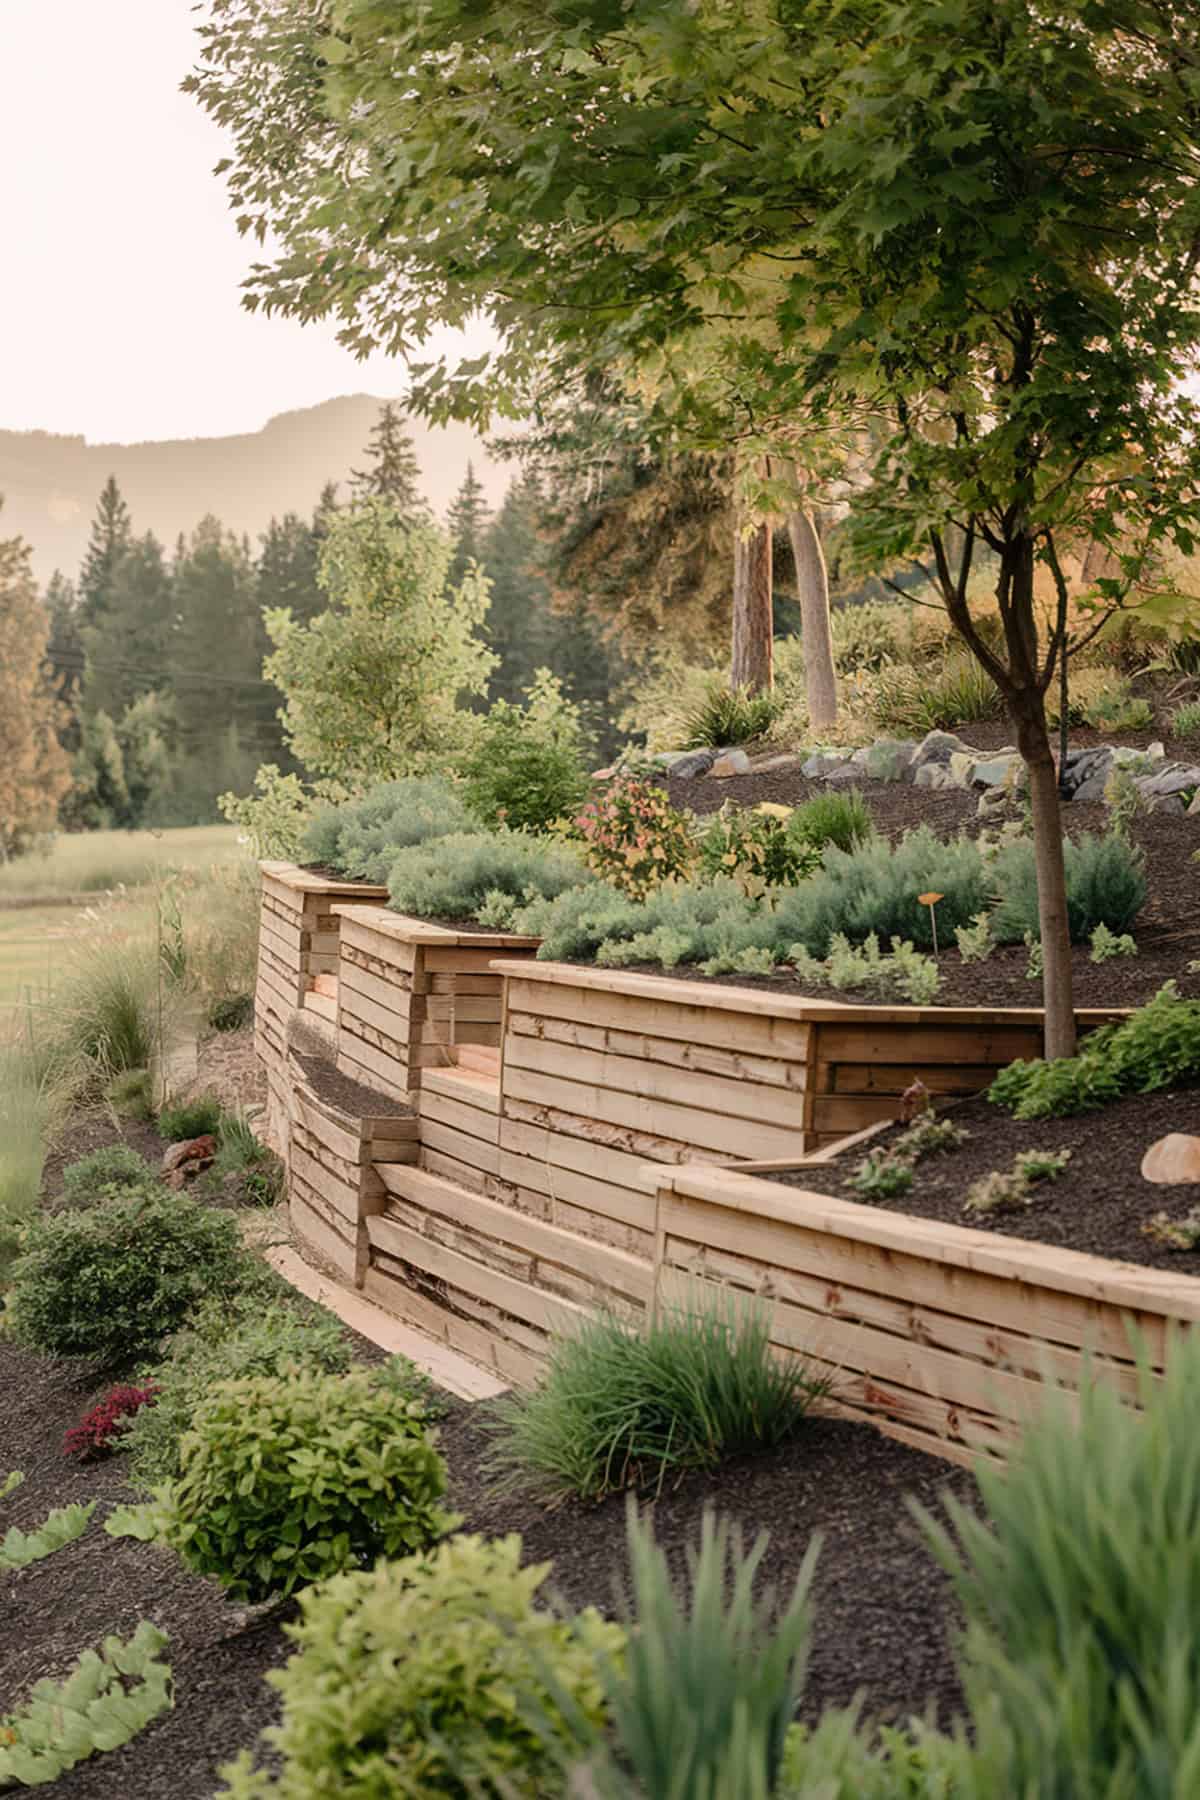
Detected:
left=291, top=1049, right=413, bottom=1119
left=766, top=1084, right=1200, bottom=1274
left=40, top=1113, right=166, bottom=1203
left=2, top=1321, right=976, bottom=1796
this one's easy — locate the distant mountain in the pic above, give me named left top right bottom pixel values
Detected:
left=0, top=396, right=509, bottom=583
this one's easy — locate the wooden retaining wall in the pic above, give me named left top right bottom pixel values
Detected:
left=647, top=1161, right=1200, bottom=1466
left=254, top=863, right=387, bottom=1152
left=332, top=906, right=539, bottom=1101
left=286, top=1064, right=419, bottom=1286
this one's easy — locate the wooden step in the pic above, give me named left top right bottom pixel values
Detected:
left=453, top=1044, right=501, bottom=1077
left=311, top=972, right=339, bottom=999
left=420, top=1063, right=501, bottom=1114
left=302, top=988, right=338, bottom=1024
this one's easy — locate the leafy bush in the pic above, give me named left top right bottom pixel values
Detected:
left=7, top=1190, right=246, bottom=1364
left=219, top=764, right=337, bottom=860
left=1090, top=921, right=1137, bottom=962
left=208, top=992, right=254, bottom=1032
left=462, top=671, right=591, bottom=832
left=696, top=803, right=822, bottom=891
left=520, top=877, right=779, bottom=975
left=219, top=1535, right=623, bottom=1799
left=989, top=982, right=1200, bottom=1118
left=110, top=1368, right=453, bottom=1602
left=916, top=1328, right=1200, bottom=1797
left=63, top=1383, right=160, bottom=1462
left=387, top=830, right=588, bottom=922
left=574, top=776, right=696, bottom=898
left=826, top=598, right=910, bottom=672
left=789, top=789, right=874, bottom=855
left=867, top=653, right=1004, bottom=733
left=157, top=1094, right=222, bottom=1142
left=124, top=1298, right=354, bottom=1489
left=681, top=679, right=783, bottom=748
left=988, top=831, right=1146, bottom=944
left=1170, top=699, right=1200, bottom=739
left=301, top=776, right=472, bottom=884
left=486, top=1293, right=830, bottom=1502
left=1082, top=682, right=1154, bottom=731
left=771, top=826, right=989, bottom=956
left=561, top=1506, right=817, bottom=1800
left=60, top=1143, right=154, bottom=1204
left=0, top=1622, right=173, bottom=1789
left=955, top=911, right=995, bottom=962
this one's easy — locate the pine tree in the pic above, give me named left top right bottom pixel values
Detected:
left=445, top=462, right=491, bottom=589
left=350, top=402, right=427, bottom=519
left=258, top=512, right=323, bottom=627
left=79, top=475, right=133, bottom=632
left=79, top=532, right=173, bottom=721
left=42, top=571, right=84, bottom=754
left=166, top=518, right=265, bottom=819
left=0, top=516, right=71, bottom=854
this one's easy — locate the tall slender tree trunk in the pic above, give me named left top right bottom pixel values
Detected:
left=786, top=508, right=838, bottom=731
left=731, top=521, right=773, bottom=694
left=1011, top=692, right=1077, bottom=1060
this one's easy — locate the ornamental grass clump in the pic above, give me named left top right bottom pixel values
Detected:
left=915, top=1328, right=1200, bottom=1797
left=218, top=1535, right=623, bottom=1799
left=486, top=1293, right=831, bottom=1503
left=109, top=1367, right=453, bottom=1603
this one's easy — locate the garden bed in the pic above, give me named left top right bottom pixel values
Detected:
left=762, top=1083, right=1200, bottom=1275
left=2, top=1328, right=975, bottom=1800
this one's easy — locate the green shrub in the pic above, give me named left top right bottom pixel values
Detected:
left=771, top=826, right=989, bottom=955
left=207, top=993, right=254, bottom=1033
left=520, top=878, right=779, bottom=974
left=461, top=671, right=591, bottom=833
left=125, top=1298, right=355, bottom=1489
left=486, top=1293, right=830, bottom=1503
left=7, top=1190, right=246, bottom=1364
left=218, top=1535, right=623, bottom=1799
left=916, top=1328, right=1200, bottom=1798
left=789, top=789, right=874, bottom=855
left=681, top=679, right=783, bottom=748
left=989, top=982, right=1200, bottom=1119
left=826, top=598, right=910, bottom=673
left=219, top=764, right=336, bottom=860
left=867, top=653, right=1004, bottom=733
left=110, top=1368, right=453, bottom=1602
left=1170, top=699, right=1200, bottom=740
left=1082, top=683, right=1154, bottom=731
left=696, top=804, right=822, bottom=891
left=563, top=1506, right=818, bottom=1800
left=1090, top=921, right=1137, bottom=962
left=301, top=776, right=472, bottom=884
left=387, top=830, right=588, bottom=922
left=105, top=1067, right=155, bottom=1120
left=790, top=932, right=941, bottom=1004
left=157, top=1094, right=223, bottom=1142
left=575, top=776, right=697, bottom=898
left=988, top=831, right=1146, bottom=944
left=60, top=1144, right=155, bottom=1204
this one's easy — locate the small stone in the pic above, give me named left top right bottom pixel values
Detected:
left=162, top=1134, right=217, bottom=1175
left=948, top=751, right=977, bottom=788
left=864, top=738, right=918, bottom=782
left=976, top=787, right=1011, bottom=817
left=1072, top=772, right=1110, bottom=803
left=709, top=748, right=753, bottom=778
left=1145, top=793, right=1187, bottom=815
left=652, top=750, right=691, bottom=769
left=802, top=752, right=848, bottom=779
left=669, top=749, right=718, bottom=780
left=1189, top=790, right=1200, bottom=816
left=1148, top=740, right=1166, bottom=760
left=823, top=763, right=868, bottom=785
left=1141, top=1133, right=1200, bottom=1185
left=747, top=751, right=804, bottom=775
left=1137, top=764, right=1200, bottom=799
left=914, top=762, right=954, bottom=790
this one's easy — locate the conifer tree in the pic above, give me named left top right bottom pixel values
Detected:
left=42, top=571, right=84, bottom=753
left=258, top=512, right=323, bottom=627
left=167, top=518, right=264, bottom=817
left=350, top=403, right=427, bottom=519
left=0, top=515, right=71, bottom=854
left=80, top=533, right=173, bottom=721
left=79, top=475, right=133, bottom=631
left=445, top=462, right=491, bottom=590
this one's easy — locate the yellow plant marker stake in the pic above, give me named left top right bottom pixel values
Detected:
left=918, top=891, right=944, bottom=959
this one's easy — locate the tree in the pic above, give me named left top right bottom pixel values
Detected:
left=190, top=0, right=1200, bottom=1057
left=0, top=514, right=71, bottom=854
left=42, top=571, right=84, bottom=753
left=445, top=463, right=491, bottom=591
left=350, top=403, right=427, bottom=520
left=167, top=518, right=265, bottom=818
left=264, top=499, right=495, bottom=786
left=80, top=532, right=173, bottom=721
left=79, top=475, right=132, bottom=632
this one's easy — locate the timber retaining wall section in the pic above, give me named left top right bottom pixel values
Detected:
left=286, top=1068, right=419, bottom=1286
left=331, top=906, right=539, bottom=1099
left=647, top=1161, right=1200, bottom=1466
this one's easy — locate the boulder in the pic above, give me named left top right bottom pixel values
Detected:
left=823, top=763, right=868, bottom=785
left=971, top=752, right=1020, bottom=789
left=914, top=762, right=955, bottom=790
left=710, top=748, right=753, bottom=778
left=976, top=787, right=1012, bottom=818
left=1061, top=747, right=1111, bottom=795
left=802, top=751, right=849, bottom=779
left=652, top=750, right=692, bottom=769
left=1072, top=772, right=1111, bottom=803
left=911, top=728, right=972, bottom=772
left=864, top=738, right=918, bottom=782
left=669, top=749, right=717, bottom=780
left=1145, top=793, right=1188, bottom=815
left=1136, top=763, right=1200, bottom=800
left=748, top=751, right=805, bottom=775
left=1141, top=1133, right=1200, bottom=1186
left=948, top=751, right=977, bottom=788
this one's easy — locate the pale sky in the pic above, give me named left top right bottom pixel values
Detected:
left=1, top=1, right=488, bottom=445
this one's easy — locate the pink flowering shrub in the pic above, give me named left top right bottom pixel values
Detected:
left=575, top=778, right=695, bottom=899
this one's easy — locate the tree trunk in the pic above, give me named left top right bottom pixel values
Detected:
left=1012, top=698, right=1077, bottom=1060
left=786, top=509, right=838, bottom=731
left=731, top=521, right=773, bottom=694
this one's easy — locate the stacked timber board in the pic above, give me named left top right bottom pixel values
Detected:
left=332, top=905, right=539, bottom=1102
left=254, top=863, right=387, bottom=1152
left=287, top=1067, right=419, bottom=1287
left=648, top=1161, right=1200, bottom=1467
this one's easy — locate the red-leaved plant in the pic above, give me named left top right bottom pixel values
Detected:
left=574, top=777, right=695, bottom=899
left=63, top=1383, right=160, bottom=1462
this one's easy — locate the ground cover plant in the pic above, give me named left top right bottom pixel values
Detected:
left=109, top=1367, right=454, bottom=1602
left=301, top=776, right=472, bottom=884
left=485, top=1294, right=831, bottom=1503
left=386, top=830, right=589, bottom=923
left=220, top=1534, right=623, bottom=1799
left=0, top=1622, right=173, bottom=1789
left=63, top=1383, right=161, bottom=1463
left=988, top=982, right=1200, bottom=1119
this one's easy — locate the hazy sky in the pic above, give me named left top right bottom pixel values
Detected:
left=1, top=1, right=487, bottom=445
